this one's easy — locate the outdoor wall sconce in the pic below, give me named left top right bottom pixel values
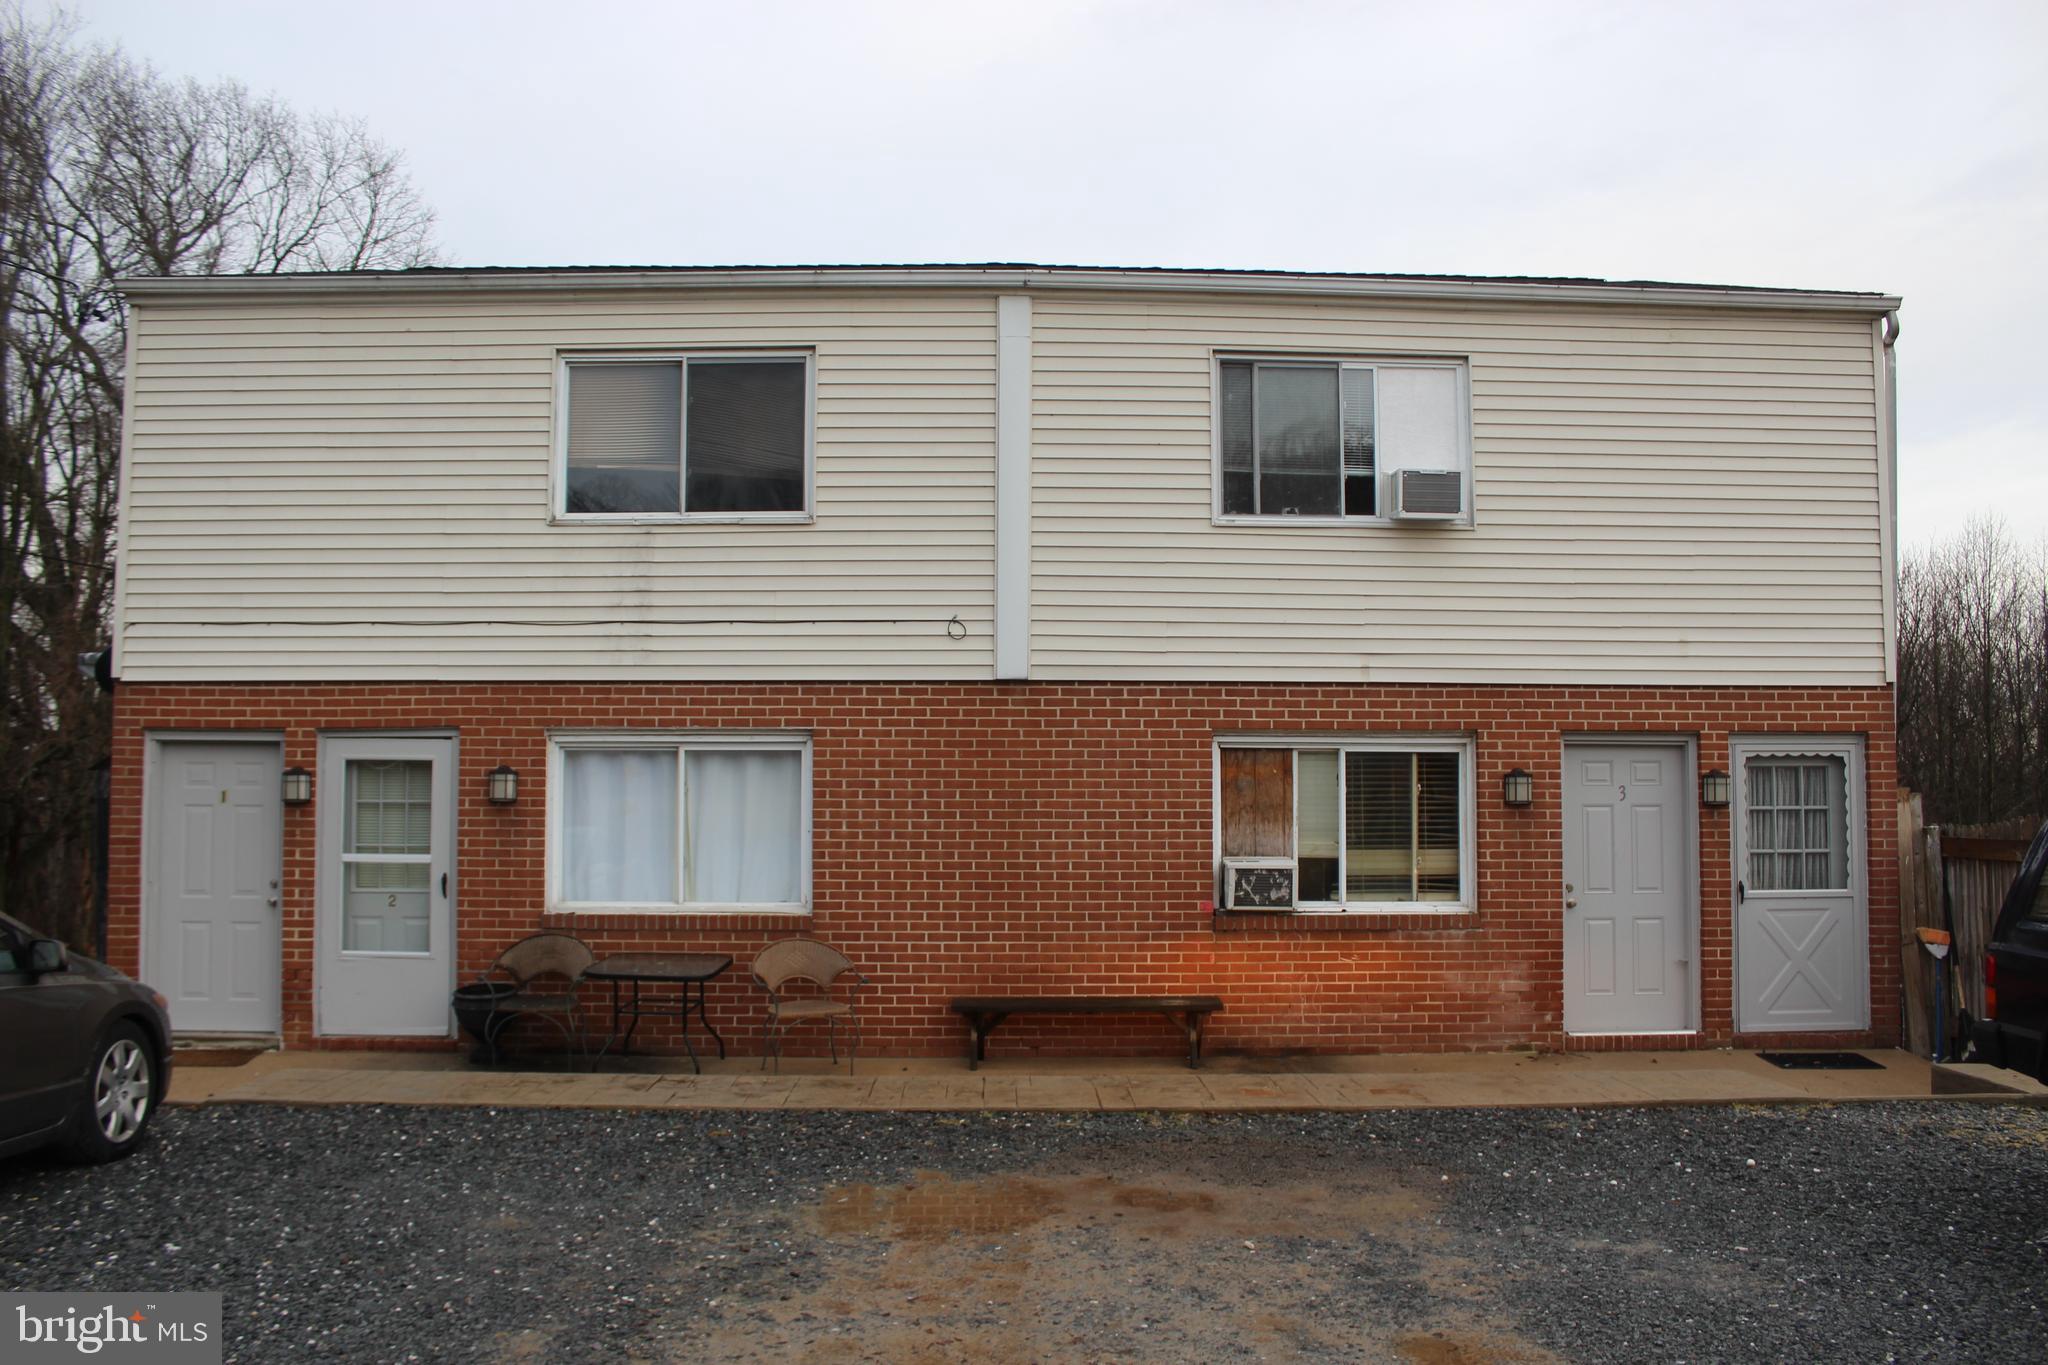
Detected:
left=281, top=767, right=313, bottom=805
left=486, top=765, right=520, bottom=805
left=1501, top=768, right=1535, bottom=808
left=1701, top=769, right=1731, bottom=808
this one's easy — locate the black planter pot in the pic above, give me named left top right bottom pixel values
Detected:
left=452, top=981, right=517, bottom=1064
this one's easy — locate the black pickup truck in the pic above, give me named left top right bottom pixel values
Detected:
left=1970, top=820, right=2048, bottom=1081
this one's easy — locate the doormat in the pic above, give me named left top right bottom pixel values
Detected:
left=1758, top=1051, right=1883, bottom=1070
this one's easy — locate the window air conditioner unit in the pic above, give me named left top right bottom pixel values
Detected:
left=1222, top=858, right=1296, bottom=911
left=1392, top=469, right=1463, bottom=520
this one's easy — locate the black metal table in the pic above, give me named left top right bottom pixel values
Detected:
left=585, top=953, right=732, bottom=1073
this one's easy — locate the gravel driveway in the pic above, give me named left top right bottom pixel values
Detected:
left=4, top=1100, right=2045, bottom=1362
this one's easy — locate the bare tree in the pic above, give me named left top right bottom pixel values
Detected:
left=1, top=3, right=438, bottom=944
left=1896, top=516, right=2048, bottom=827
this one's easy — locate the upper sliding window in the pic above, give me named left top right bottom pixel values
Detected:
left=1215, top=357, right=1471, bottom=524
left=558, top=354, right=813, bottom=521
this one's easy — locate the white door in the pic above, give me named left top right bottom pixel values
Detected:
left=1563, top=742, right=1693, bottom=1034
left=1733, top=738, right=1867, bottom=1032
left=317, top=736, right=456, bottom=1036
left=147, top=740, right=283, bottom=1034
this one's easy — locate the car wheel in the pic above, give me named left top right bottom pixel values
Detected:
left=62, top=1022, right=159, bottom=1164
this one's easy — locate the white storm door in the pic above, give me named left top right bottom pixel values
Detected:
left=148, top=740, right=283, bottom=1034
left=317, top=737, right=456, bottom=1037
left=1563, top=743, right=1692, bottom=1034
left=1733, top=738, right=1867, bottom=1033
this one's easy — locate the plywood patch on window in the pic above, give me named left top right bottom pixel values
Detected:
left=1222, top=748, right=1292, bottom=857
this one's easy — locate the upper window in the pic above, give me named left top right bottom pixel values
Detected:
left=1218, top=736, right=1475, bottom=910
left=558, top=354, right=812, bottom=520
left=550, top=733, right=810, bottom=912
left=1215, top=357, right=1469, bottom=523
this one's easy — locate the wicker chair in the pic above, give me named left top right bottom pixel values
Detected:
left=476, top=932, right=596, bottom=1067
left=751, top=938, right=868, bottom=1074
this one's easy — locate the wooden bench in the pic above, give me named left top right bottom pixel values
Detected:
left=949, top=995, right=1225, bottom=1070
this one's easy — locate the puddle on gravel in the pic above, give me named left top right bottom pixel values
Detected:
left=492, top=1327, right=558, bottom=1362
left=687, top=1165, right=1555, bottom=1364
left=1397, top=1328, right=1556, bottom=1364
left=816, top=1169, right=1432, bottom=1244
left=820, top=1175, right=1058, bottom=1240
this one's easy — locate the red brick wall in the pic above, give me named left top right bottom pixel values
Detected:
left=107, top=683, right=1898, bottom=1059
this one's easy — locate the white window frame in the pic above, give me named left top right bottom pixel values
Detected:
left=546, top=730, right=813, bottom=915
left=1213, top=733, right=1478, bottom=914
left=1210, top=352, right=1473, bottom=528
left=552, top=350, right=817, bottom=526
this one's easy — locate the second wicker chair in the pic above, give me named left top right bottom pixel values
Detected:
left=750, top=938, right=868, bottom=1074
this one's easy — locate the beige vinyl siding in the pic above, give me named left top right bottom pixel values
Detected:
left=117, top=279, right=1890, bottom=687
left=117, top=293, right=997, bottom=681
left=1029, top=293, right=1886, bottom=685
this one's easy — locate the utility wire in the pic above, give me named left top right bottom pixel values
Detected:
left=159, top=614, right=974, bottom=635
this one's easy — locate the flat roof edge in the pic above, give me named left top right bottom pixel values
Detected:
left=115, top=266, right=1901, bottom=313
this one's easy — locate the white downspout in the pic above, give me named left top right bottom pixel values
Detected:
left=994, top=295, right=1033, bottom=680
left=1878, top=310, right=1901, bottom=684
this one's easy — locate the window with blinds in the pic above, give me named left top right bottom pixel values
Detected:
left=561, top=354, right=809, bottom=517
left=1216, top=356, right=1466, bottom=521
left=1218, top=738, right=1471, bottom=909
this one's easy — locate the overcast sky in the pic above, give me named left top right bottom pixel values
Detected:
left=66, top=0, right=2048, bottom=550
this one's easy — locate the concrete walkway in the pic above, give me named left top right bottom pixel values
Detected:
left=162, top=1046, right=2045, bottom=1113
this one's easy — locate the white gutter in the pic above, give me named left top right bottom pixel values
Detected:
left=109, top=305, right=140, bottom=677
left=116, top=266, right=1901, bottom=314
left=1878, top=310, right=1902, bottom=683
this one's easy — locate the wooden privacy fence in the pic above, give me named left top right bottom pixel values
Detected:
left=1896, top=791, right=2036, bottom=1056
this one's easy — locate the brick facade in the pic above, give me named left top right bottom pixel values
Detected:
left=108, top=682, right=1899, bottom=1060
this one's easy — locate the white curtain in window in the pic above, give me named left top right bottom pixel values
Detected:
left=562, top=750, right=677, bottom=902
left=685, top=750, right=802, bottom=904
left=1744, top=756, right=1847, bottom=891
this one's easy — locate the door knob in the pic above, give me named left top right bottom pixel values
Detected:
left=1565, top=898, right=1578, bottom=909
left=266, top=897, right=280, bottom=908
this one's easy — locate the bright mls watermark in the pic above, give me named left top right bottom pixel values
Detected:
left=5, top=1294, right=220, bottom=1363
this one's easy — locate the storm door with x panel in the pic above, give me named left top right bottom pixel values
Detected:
left=1731, top=737, right=1868, bottom=1033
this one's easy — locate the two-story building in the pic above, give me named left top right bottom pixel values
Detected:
left=107, top=263, right=1902, bottom=1059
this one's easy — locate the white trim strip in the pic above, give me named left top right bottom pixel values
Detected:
left=116, top=266, right=1901, bottom=314
left=995, top=293, right=1032, bottom=680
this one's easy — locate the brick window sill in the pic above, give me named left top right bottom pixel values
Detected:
left=1211, top=909, right=1480, bottom=934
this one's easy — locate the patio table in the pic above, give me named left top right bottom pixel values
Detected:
left=584, top=953, right=732, bottom=1073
